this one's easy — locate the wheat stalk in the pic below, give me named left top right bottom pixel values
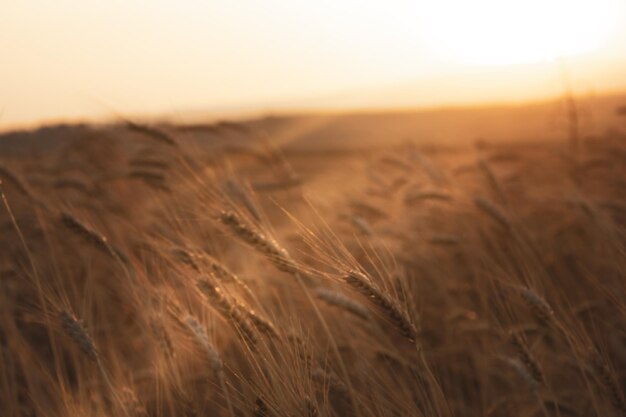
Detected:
left=128, top=170, right=170, bottom=192
left=60, top=211, right=134, bottom=289
left=219, top=210, right=300, bottom=276
left=344, top=270, right=418, bottom=342
left=222, top=178, right=262, bottom=222
left=315, top=288, right=370, bottom=320
left=171, top=247, right=255, bottom=299
left=171, top=247, right=202, bottom=271
left=205, top=255, right=257, bottom=300
left=478, top=158, right=506, bottom=204
left=241, top=306, right=278, bottom=339
left=60, top=211, right=110, bottom=253
left=410, top=151, right=446, bottom=184
left=516, top=286, right=555, bottom=326
left=149, top=317, right=175, bottom=358
left=509, top=333, right=544, bottom=385
left=196, top=277, right=258, bottom=346
left=188, top=324, right=236, bottom=417
left=0, top=165, right=36, bottom=200
left=473, top=197, right=511, bottom=229
left=183, top=315, right=223, bottom=374
left=498, top=356, right=539, bottom=391
left=589, top=350, right=626, bottom=415
left=126, top=121, right=178, bottom=147
left=59, top=310, right=99, bottom=361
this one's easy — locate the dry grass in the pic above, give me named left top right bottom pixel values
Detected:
left=0, top=120, right=625, bottom=417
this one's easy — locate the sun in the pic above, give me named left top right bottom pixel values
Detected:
left=420, top=0, right=620, bottom=65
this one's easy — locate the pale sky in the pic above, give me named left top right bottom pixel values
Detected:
left=2, top=1, right=626, bottom=130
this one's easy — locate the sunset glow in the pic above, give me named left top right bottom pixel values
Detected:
left=421, top=0, right=621, bottom=65
left=1, top=1, right=625, bottom=130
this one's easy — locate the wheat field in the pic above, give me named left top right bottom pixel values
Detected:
left=0, top=114, right=625, bottom=417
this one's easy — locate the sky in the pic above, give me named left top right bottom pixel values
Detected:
left=1, top=1, right=626, bottom=130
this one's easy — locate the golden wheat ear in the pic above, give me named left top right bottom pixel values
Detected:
left=196, top=277, right=258, bottom=346
left=344, top=270, right=418, bottom=343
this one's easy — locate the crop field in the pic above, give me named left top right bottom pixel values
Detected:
left=1, top=108, right=625, bottom=417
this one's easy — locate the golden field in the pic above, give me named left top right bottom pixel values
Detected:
left=1, top=96, right=626, bottom=417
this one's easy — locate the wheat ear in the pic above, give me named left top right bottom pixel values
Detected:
left=589, top=350, right=626, bottom=415
left=59, top=310, right=99, bottom=361
left=126, top=121, right=178, bottom=147
left=196, top=277, right=258, bottom=346
left=219, top=210, right=301, bottom=276
left=509, top=333, right=544, bottom=385
left=344, top=270, right=418, bottom=342
left=315, top=288, right=370, bottom=321
left=474, top=197, right=511, bottom=229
